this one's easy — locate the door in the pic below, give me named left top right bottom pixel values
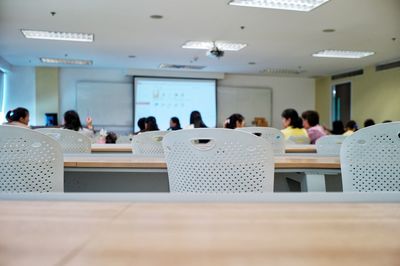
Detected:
left=332, top=82, right=351, bottom=123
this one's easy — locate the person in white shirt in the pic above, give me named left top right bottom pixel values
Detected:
left=3, top=107, right=30, bottom=128
left=63, top=110, right=94, bottom=138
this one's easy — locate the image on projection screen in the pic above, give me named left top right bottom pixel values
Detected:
left=134, top=77, right=216, bottom=131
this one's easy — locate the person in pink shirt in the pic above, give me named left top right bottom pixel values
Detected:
left=301, top=110, right=326, bottom=144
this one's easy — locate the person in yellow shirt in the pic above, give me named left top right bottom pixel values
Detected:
left=281, top=108, right=309, bottom=144
left=343, top=120, right=358, bottom=136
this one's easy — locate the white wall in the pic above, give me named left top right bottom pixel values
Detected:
left=220, top=74, right=315, bottom=128
left=4, top=66, right=36, bottom=124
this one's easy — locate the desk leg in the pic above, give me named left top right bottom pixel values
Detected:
left=304, top=172, right=326, bottom=192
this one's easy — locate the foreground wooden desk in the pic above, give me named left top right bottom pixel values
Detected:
left=0, top=198, right=399, bottom=266
left=91, top=143, right=318, bottom=153
left=64, top=155, right=340, bottom=192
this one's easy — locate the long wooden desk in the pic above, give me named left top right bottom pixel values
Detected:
left=91, top=143, right=317, bottom=153
left=64, top=154, right=341, bottom=193
left=0, top=199, right=399, bottom=266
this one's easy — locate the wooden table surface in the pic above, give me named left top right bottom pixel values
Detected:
left=91, top=143, right=317, bottom=153
left=64, top=154, right=340, bottom=169
left=0, top=201, right=399, bottom=266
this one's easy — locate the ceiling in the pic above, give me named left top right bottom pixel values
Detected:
left=0, top=0, right=399, bottom=77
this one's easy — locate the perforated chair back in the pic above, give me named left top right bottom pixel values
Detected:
left=132, top=131, right=169, bottom=156
left=36, top=128, right=91, bottom=153
left=340, top=122, right=400, bottom=192
left=237, top=127, right=285, bottom=154
left=116, top=135, right=132, bottom=144
left=163, top=128, right=274, bottom=192
left=0, top=125, right=63, bottom=192
left=286, top=135, right=310, bottom=144
left=316, top=135, right=347, bottom=155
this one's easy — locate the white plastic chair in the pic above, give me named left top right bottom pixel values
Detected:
left=132, top=131, right=169, bottom=156
left=316, top=135, right=347, bottom=155
left=341, top=122, right=400, bottom=192
left=237, top=127, right=285, bottom=154
left=286, top=135, right=310, bottom=144
left=0, top=125, right=64, bottom=192
left=162, top=128, right=274, bottom=192
left=36, top=128, right=91, bottom=153
left=116, top=135, right=132, bottom=144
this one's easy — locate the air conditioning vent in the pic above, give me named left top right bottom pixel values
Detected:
left=331, top=69, right=363, bottom=80
left=159, top=64, right=205, bottom=70
left=376, top=60, right=400, bottom=71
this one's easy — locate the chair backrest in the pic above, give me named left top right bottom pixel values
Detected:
left=237, top=127, right=284, bottom=154
left=35, top=128, right=91, bottom=153
left=132, top=131, right=169, bottom=156
left=162, top=128, right=274, bottom=192
left=0, top=125, right=64, bottom=192
left=316, top=135, right=347, bottom=155
left=116, top=135, right=132, bottom=144
left=286, top=135, right=310, bottom=144
left=341, top=122, right=400, bottom=192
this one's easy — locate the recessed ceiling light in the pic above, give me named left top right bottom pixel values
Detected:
left=322, top=28, right=336, bottom=33
left=128, top=55, right=136, bottom=58
left=248, top=62, right=256, bottom=65
left=21, top=29, right=94, bottom=42
left=159, top=64, right=205, bottom=70
left=182, top=41, right=247, bottom=51
left=40, top=57, right=93, bottom=65
left=312, top=50, right=375, bottom=59
left=150, top=15, right=163, bottom=19
left=228, top=0, right=330, bottom=12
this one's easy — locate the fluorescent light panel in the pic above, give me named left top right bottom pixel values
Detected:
left=312, top=50, right=375, bottom=59
left=228, top=0, right=330, bottom=12
left=182, top=41, right=247, bottom=51
left=40, top=58, right=93, bottom=65
left=21, top=29, right=94, bottom=42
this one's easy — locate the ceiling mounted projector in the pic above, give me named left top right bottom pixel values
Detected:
left=206, top=46, right=224, bottom=59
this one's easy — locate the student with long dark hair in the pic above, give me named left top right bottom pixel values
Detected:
left=4, top=107, right=30, bottom=128
left=224, top=113, right=245, bottom=129
left=189, top=110, right=207, bottom=128
left=281, top=108, right=308, bottom=141
left=63, top=110, right=94, bottom=138
left=331, top=120, right=345, bottom=135
left=168, top=117, right=182, bottom=131
left=145, top=116, right=159, bottom=131
left=134, top=117, right=146, bottom=135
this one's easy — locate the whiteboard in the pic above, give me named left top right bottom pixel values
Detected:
left=217, top=86, right=272, bottom=127
left=76, top=82, right=133, bottom=127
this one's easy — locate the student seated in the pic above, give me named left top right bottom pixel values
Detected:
left=134, top=117, right=146, bottom=135
left=168, top=117, right=182, bottom=131
left=4, top=107, right=30, bottom=128
left=280, top=108, right=309, bottom=142
left=301, top=110, right=326, bottom=144
left=363, top=118, right=375, bottom=127
left=145, top=116, right=159, bottom=131
left=331, top=120, right=345, bottom=135
left=105, top=132, right=118, bottom=144
left=63, top=110, right=94, bottom=138
left=343, top=120, right=358, bottom=136
left=224, top=113, right=245, bottom=129
left=189, top=110, right=207, bottom=128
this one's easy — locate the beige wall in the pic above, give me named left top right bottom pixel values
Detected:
left=315, top=66, right=400, bottom=128
left=36, top=67, right=59, bottom=125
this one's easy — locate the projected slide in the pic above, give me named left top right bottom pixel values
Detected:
left=134, top=77, right=216, bottom=130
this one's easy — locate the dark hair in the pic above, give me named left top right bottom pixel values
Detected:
left=331, top=120, right=345, bottom=135
left=137, top=117, right=146, bottom=131
left=64, top=110, right=83, bottom=131
left=105, top=132, right=118, bottom=144
left=345, top=120, right=358, bottom=131
left=145, top=116, right=159, bottom=131
left=169, top=117, right=182, bottom=130
left=190, top=110, right=207, bottom=128
left=281, top=108, right=303, bottom=129
left=6, top=107, right=29, bottom=123
left=382, top=120, right=392, bottom=123
left=363, top=118, right=375, bottom=127
left=301, top=110, right=320, bottom=127
left=224, top=113, right=244, bottom=129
